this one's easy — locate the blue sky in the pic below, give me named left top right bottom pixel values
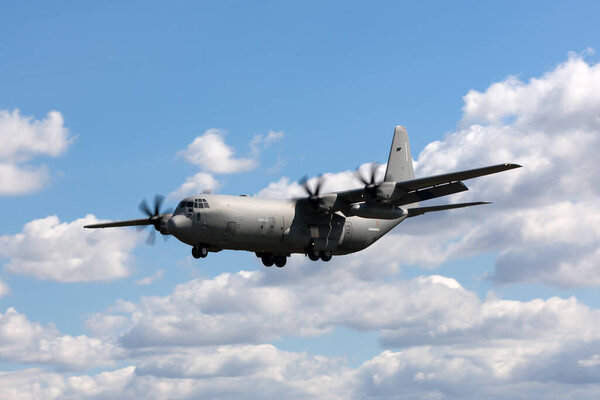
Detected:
left=1, top=1, right=600, bottom=398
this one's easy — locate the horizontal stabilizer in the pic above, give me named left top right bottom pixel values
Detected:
left=84, top=218, right=152, bottom=229
left=398, top=163, right=521, bottom=192
left=406, top=201, right=491, bottom=217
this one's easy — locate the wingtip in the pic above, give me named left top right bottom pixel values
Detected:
left=505, top=162, right=523, bottom=169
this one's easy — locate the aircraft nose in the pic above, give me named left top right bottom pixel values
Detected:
left=167, top=214, right=192, bottom=234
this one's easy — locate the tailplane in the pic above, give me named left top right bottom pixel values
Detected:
left=384, top=125, right=415, bottom=182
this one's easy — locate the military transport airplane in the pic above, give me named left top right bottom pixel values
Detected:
left=85, top=126, right=521, bottom=268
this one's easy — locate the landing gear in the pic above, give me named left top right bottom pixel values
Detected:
left=261, top=255, right=274, bottom=267
left=274, top=256, right=287, bottom=268
left=320, top=250, right=332, bottom=262
left=258, top=253, right=287, bottom=268
left=306, top=246, right=320, bottom=261
left=192, top=245, right=208, bottom=259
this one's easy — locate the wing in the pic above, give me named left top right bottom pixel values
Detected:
left=84, top=218, right=152, bottom=229
left=395, top=163, right=521, bottom=192
left=337, top=163, right=521, bottom=206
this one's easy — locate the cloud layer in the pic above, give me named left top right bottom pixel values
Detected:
left=4, top=263, right=600, bottom=399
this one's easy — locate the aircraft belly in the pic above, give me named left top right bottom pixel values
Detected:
left=335, top=216, right=406, bottom=255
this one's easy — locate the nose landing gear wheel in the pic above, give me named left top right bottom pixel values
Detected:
left=320, top=251, right=332, bottom=262
left=274, top=256, right=287, bottom=268
left=192, top=245, right=208, bottom=259
left=261, top=255, right=274, bottom=267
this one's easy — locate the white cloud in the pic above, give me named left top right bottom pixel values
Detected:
left=85, top=265, right=600, bottom=366
left=256, top=166, right=370, bottom=199
left=0, top=366, right=136, bottom=400
left=0, top=215, right=139, bottom=282
left=0, top=346, right=349, bottom=400
left=0, top=307, right=124, bottom=370
left=179, top=128, right=257, bottom=174
left=166, top=172, right=219, bottom=201
left=249, top=130, right=284, bottom=157
left=135, top=269, right=164, bottom=285
left=0, top=109, right=72, bottom=195
left=0, top=278, right=9, bottom=297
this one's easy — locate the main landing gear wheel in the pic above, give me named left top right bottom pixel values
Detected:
left=192, top=245, right=208, bottom=259
left=306, top=246, right=320, bottom=261
left=274, top=256, right=287, bottom=268
left=320, top=251, right=332, bottom=262
left=261, top=255, right=274, bottom=267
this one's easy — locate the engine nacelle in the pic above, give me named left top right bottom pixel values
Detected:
left=158, top=214, right=172, bottom=235
left=349, top=203, right=406, bottom=219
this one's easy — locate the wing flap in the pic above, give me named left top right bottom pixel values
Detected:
left=395, top=181, right=468, bottom=206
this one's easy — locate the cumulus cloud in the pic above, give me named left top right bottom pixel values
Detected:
left=0, top=307, right=124, bottom=370
left=0, top=347, right=349, bottom=400
left=256, top=166, right=370, bottom=199
left=86, top=265, right=600, bottom=365
left=0, top=215, right=139, bottom=282
left=178, top=128, right=257, bottom=174
left=166, top=172, right=220, bottom=201
left=170, top=128, right=284, bottom=199
left=410, top=53, right=600, bottom=286
left=0, top=109, right=73, bottom=195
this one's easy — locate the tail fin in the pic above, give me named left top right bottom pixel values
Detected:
left=384, top=125, right=414, bottom=182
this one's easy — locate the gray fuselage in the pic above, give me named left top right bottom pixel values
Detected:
left=167, top=194, right=406, bottom=256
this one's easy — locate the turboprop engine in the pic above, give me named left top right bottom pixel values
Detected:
left=348, top=203, right=407, bottom=220
left=138, top=195, right=172, bottom=244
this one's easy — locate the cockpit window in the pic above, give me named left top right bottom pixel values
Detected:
left=178, top=201, right=185, bottom=208
left=186, top=201, right=193, bottom=208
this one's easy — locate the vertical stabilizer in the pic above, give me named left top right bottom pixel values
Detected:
left=384, top=125, right=414, bottom=182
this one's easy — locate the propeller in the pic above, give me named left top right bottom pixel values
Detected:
left=299, top=175, right=326, bottom=209
left=354, top=162, right=381, bottom=197
left=137, top=194, right=172, bottom=245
